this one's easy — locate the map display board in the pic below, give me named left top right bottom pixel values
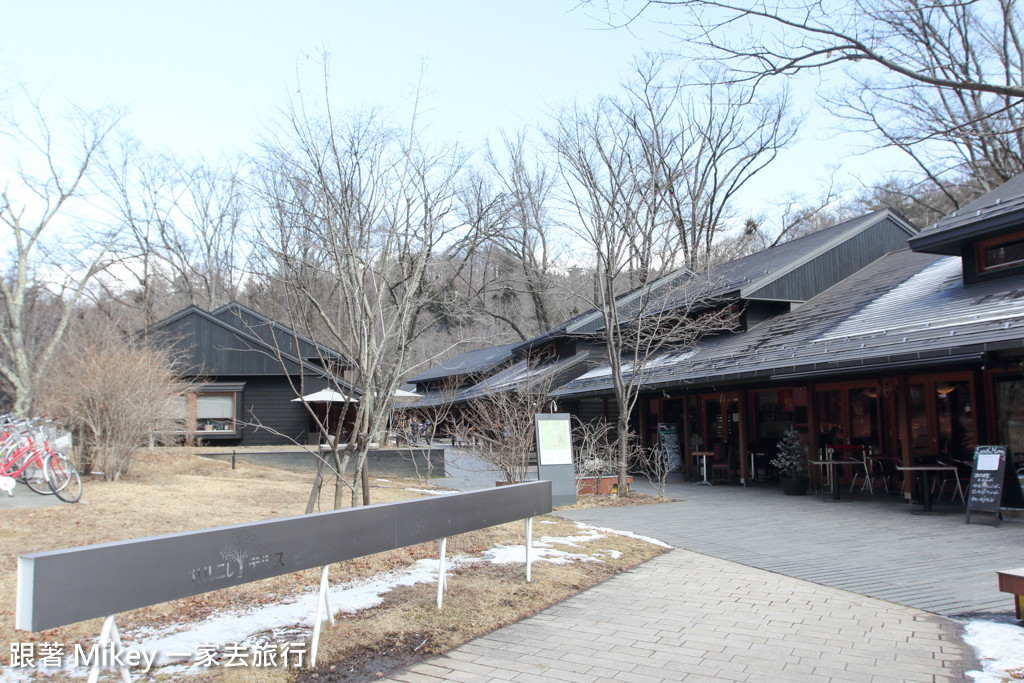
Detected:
left=535, top=414, right=576, bottom=506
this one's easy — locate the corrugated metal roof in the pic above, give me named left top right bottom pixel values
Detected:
left=552, top=249, right=1024, bottom=398
left=514, top=210, right=908, bottom=356
left=910, top=174, right=1024, bottom=254
left=407, top=343, right=519, bottom=384
left=416, top=351, right=591, bottom=408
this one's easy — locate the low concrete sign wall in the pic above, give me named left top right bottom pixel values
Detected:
left=18, top=481, right=552, bottom=632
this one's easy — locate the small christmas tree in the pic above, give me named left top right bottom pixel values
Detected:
left=771, top=427, right=808, bottom=477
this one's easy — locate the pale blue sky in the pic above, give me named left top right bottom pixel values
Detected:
left=1, top=1, right=906, bottom=226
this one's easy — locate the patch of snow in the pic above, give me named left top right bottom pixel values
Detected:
left=964, top=618, right=1024, bottom=682
left=0, top=522, right=643, bottom=681
left=583, top=524, right=674, bottom=548
left=405, top=488, right=453, bottom=496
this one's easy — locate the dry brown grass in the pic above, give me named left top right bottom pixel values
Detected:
left=0, top=448, right=667, bottom=682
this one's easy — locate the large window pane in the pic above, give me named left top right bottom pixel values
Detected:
left=848, top=388, right=878, bottom=446
left=908, top=384, right=929, bottom=451
left=196, top=393, right=234, bottom=432
left=817, top=389, right=842, bottom=445
left=935, top=381, right=974, bottom=460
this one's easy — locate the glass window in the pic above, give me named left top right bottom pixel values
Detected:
left=935, top=381, right=974, bottom=459
left=996, top=376, right=1024, bottom=469
left=908, top=383, right=930, bottom=451
left=817, top=389, right=843, bottom=445
left=977, top=231, right=1024, bottom=272
left=848, top=387, right=878, bottom=445
left=196, top=393, right=235, bottom=433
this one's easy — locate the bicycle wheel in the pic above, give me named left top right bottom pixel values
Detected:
left=44, top=452, right=81, bottom=503
left=22, top=456, right=54, bottom=495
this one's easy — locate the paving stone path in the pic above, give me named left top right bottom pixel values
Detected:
left=386, top=549, right=975, bottom=682
left=383, top=480, right=1022, bottom=682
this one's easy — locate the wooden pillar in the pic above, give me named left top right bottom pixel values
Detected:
left=737, top=391, right=749, bottom=484
left=682, top=395, right=693, bottom=481
left=807, top=383, right=821, bottom=490
left=895, top=375, right=913, bottom=498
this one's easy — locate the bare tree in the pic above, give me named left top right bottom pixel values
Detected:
left=104, top=146, right=250, bottom=334
left=42, top=326, right=191, bottom=479
left=551, top=65, right=770, bottom=494
left=461, top=369, right=555, bottom=484
left=482, top=130, right=565, bottom=334
left=0, top=92, right=122, bottom=416
left=597, top=1, right=1024, bottom=202
left=571, top=416, right=619, bottom=484
left=254, top=68, right=467, bottom=509
left=603, top=0, right=1024, bottom=99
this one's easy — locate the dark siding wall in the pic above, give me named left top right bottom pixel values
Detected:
left=742, top=301, right=790, bottom=330
left=155, top=312, right=303, bottom=377
left=569, top=398, right=618, bottom=425
left=235, top=375, right=331, bottom=445
left=215, top=306, right=335, bottom=365
left=752, top=218, right=912, bottom=301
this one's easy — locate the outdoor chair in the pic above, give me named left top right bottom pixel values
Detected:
left=934, top=460, right=969, bottom=504
left=847, top=447, right=874, bottom=495
left=711, top=444, right=732, bottom=484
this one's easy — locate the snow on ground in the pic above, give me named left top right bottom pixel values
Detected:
left=964, top=617, right=1024, bottom=682
left=0, top=522, right=634, bottom=681
left=403, top=487, right=453, bottom=496
left=586, top=525, right=674, bottom=549
left=5, top=523, right=1021, bottom=681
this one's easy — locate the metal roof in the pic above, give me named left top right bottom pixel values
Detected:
left=518, top=209, right=913, bottom=354
left=407, top=343, right=519, bottom=384
left=552, top=248, right=1024, bottom=398
left=415, top=351, right=591, bottom=408
left=910, top=173, right=1024, bottom=255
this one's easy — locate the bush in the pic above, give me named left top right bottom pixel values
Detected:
left=44, top=335, right=190, bottom=480
left=770, top=427, right=808, bottom=477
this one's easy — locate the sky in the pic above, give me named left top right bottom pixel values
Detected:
left=1, top=1, right=912, bottom=232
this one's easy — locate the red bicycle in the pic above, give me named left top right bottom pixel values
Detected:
left=0, top=421, right=81, bottom=503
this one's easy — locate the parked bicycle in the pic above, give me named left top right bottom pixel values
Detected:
left=0, top=415, right=81, bottom=503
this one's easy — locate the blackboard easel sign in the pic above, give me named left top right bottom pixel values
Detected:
left=966, top=445, right=1024, bottom=526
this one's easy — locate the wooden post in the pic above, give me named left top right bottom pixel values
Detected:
left=807, top=383, right=820, bottom=490
left=681, top=395, right=693, bottom=481
left=895, top=375, right=913, bottom=498
left=737, top=392, right=750, bottom=485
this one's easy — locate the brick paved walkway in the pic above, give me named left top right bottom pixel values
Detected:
left=381, top=478, right=1024, bottom=682
left=560, top=483, right=1023, bottom=617
left=385, top=549, right=975, bottom=682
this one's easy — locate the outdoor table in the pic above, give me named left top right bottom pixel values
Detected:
left=692, top=451, right=714, bottom=487
left=809, top=458, right=860, bottom=502
left=895, top=464, right=960, bottom=513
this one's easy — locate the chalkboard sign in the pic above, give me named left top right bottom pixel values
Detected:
left=966, top=445, right=1024, bottom=526
left=658, top=424, right=682, bottom=472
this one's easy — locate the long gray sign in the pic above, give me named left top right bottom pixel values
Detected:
left=18, top=481, right=552, bottom=632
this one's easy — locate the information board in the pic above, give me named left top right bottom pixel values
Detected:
left=535, top=414, right=576, bottom=507
left=966, top=445, right=1024, bottom=526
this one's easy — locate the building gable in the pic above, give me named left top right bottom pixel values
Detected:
left=150, top=307, right=312, bottom=378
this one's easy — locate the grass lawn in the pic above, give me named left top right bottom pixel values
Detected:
left=0, top=448, right=668, bottom=681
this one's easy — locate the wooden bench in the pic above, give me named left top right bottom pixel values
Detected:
left=997, top=567, right=1024, bottom=619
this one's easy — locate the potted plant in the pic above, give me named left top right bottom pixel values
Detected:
left=771, top=427, right=809, bottom=495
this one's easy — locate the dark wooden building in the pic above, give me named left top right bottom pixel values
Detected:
left=149, top=302, right=355, bottom=446
left=551, top=189, right=1024, bottom=495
